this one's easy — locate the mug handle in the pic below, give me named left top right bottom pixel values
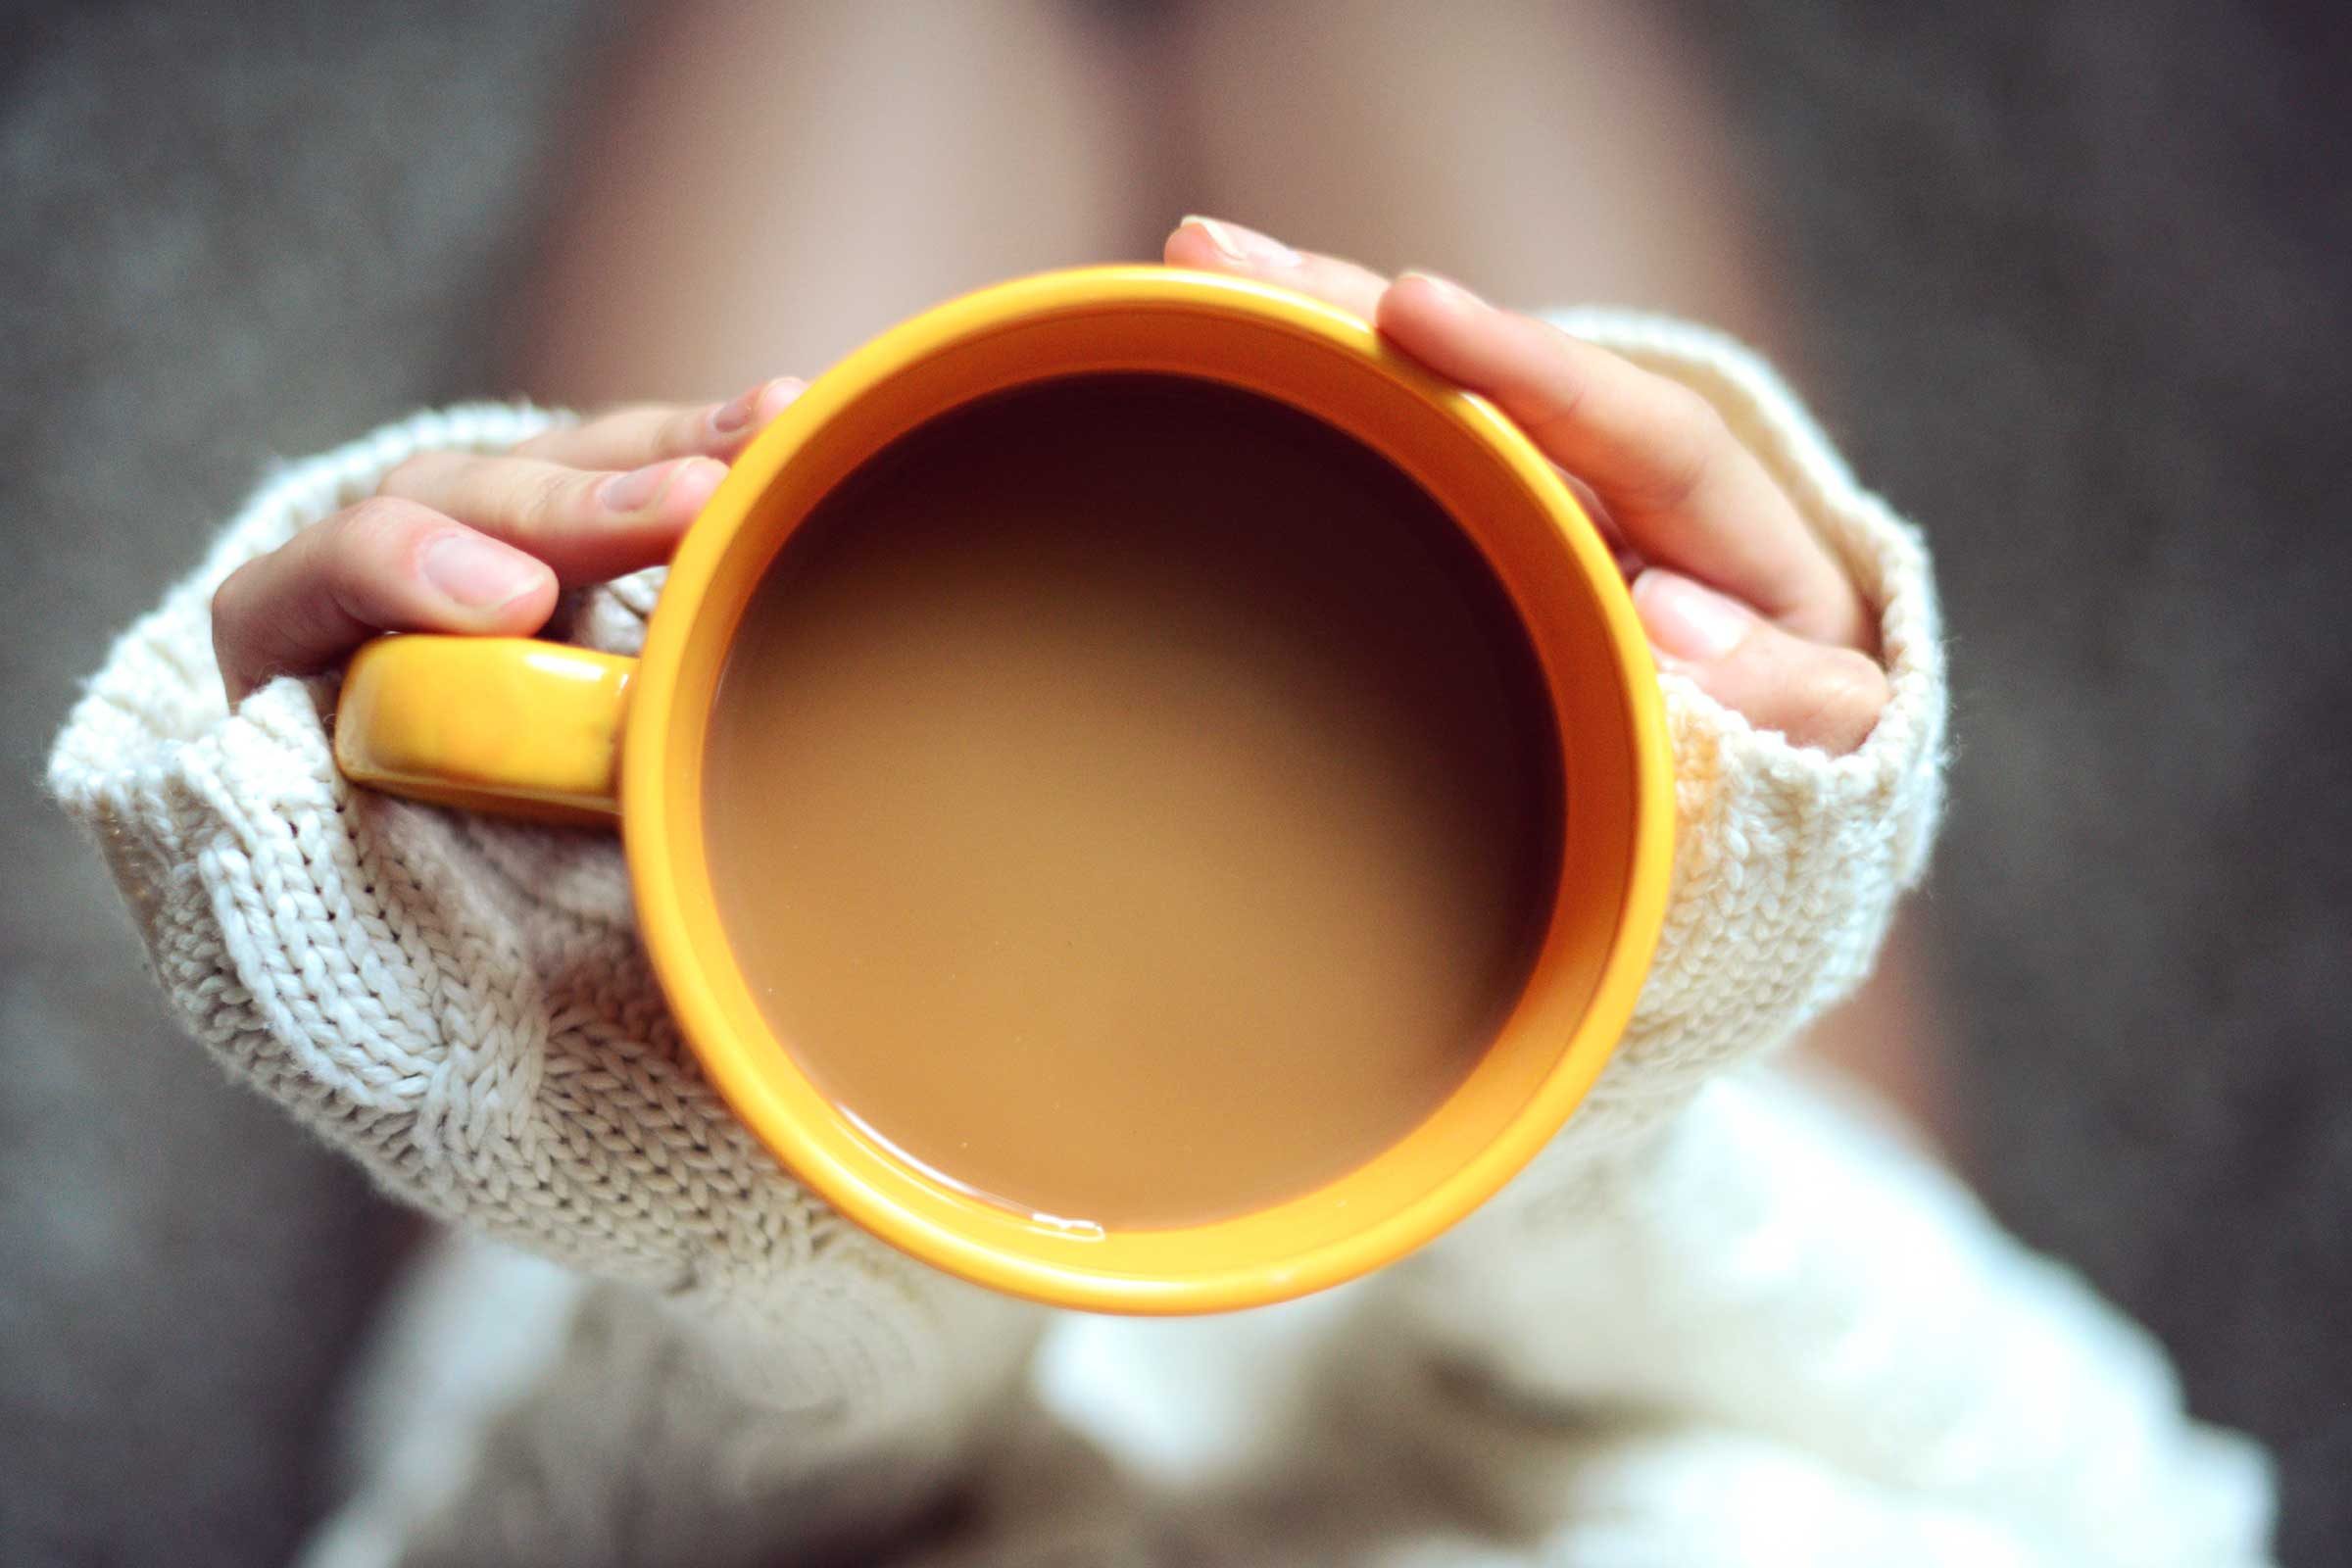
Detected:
left=333, top=635, right=634, bottom=827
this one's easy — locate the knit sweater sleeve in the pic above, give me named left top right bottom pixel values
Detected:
left=1367, top=316, right=2273, bottom=1564
left=46, top=405, right=1039, bottom=1442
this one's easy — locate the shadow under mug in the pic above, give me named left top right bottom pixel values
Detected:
left=333, top=266, right=1675, bottom=1314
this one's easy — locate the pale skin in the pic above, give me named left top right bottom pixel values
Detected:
left=211, top=219, right=1891, bottom=758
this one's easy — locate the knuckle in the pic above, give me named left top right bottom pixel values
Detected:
left=538, top=404, right=659, bottom=457
left=1660, top=381, right=1727, bottom=441
left=210, top=556, right=261, bottom=627
left=335, top=495, right=436, bottom=557
left=377, top=451, right=444, bottom=497
left=1517, top=320, right=1590, bottom=409
left=1648, top=388, right=1728, bottom=505
left=1800, top=647, right=1891, bottom=743
left=662, top=405, right=710, bottom=455
left=528, top=466, right=590, bottom=523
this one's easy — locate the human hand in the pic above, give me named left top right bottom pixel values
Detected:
left=1168, top=218, right=1889, bottom=755
left=211, top=379, right=806, bottom=701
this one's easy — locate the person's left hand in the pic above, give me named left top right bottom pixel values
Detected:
left=1167, top=217, right=1889, bottom=755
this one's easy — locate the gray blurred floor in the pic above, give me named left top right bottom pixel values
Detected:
left=3, top=3, right=2346, bottom=1565
left=0, top=7, right=615, bottom=1564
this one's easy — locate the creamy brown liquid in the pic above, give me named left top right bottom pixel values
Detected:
left=705, top=375, right=1560, bottom=1229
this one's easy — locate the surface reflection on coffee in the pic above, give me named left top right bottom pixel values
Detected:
left=705, top=375, right=1560, bottom=1229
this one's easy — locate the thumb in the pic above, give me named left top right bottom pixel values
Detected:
left=1631, top=567, right=1889, bottom=755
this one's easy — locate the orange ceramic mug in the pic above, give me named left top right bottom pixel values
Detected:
left=334, top=266, right=1675, bottom=1313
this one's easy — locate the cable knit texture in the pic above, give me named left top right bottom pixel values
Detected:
left=48, top=318, right=2271, bottom=1566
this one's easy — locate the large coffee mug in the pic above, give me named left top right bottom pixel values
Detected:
left=333, top=266, right=1675, bottom=1313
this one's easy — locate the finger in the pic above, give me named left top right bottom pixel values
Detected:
left=1165, top=216, right=1389, bottom=324
left=1380, top=272, right=1872, bottom=652
left=1633, top=567, right=1888, bottom=755
left=212, top=499, right=557, bottom=702
left=376, top=449, right=725, bottom=585
left=514, top=377, right=806, bottom=469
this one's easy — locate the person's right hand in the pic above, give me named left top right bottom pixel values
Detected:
left=211, top=379, right=806, bottom=702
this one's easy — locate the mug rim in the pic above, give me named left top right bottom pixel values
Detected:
left=622, top=266, right=1674, bottom=1313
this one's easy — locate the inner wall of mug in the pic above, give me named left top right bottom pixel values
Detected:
left=635, top=281, right=1649, bottom=1308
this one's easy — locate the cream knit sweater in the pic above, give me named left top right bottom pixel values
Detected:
left=49, top=313, right=2272, bottom=1566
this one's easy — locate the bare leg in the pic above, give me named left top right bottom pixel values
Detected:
left=516, top=0, right=1155, bottom=403
left=1166, top=0, right=1787, bottom=352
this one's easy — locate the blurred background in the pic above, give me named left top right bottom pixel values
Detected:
left=2, top=1, right=2345, bottom=1562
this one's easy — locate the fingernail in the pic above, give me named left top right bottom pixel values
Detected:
left=421, top=532, right=545, bottom=609
left=1398, top=269, right=1485, bottom=309
left=601, top=459, right=674, bottom=513
left=1634, top=568, right=1751, bottom=662
left=1182, top=215, right=1298, bottom=267
left=709, top=382, right=766, bottom=435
